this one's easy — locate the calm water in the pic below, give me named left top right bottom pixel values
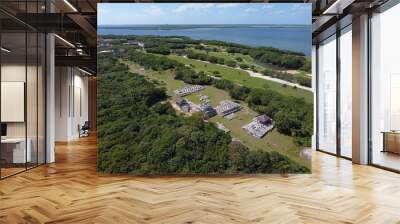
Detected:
left=98, top=25, right=311, bottom=56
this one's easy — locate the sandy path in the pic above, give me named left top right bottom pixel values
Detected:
left=244, top=69, right=313, bottom=92
left=182, top=55, right=313, bottom=92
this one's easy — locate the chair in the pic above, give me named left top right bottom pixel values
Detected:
left=79, top=121, right=90, bottom=138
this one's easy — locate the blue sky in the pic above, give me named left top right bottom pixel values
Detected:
left=98, top=3, right=311, bottom=26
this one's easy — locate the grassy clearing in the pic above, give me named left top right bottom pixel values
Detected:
left=167, top=54, right=313, bottom=104
left=209, top=114, right=308, bottom=167
left=124, top=60, right=309, bottom=167
left=124, top=60, right=185, bottom=95
left=189, top=47, right=265, bottom=71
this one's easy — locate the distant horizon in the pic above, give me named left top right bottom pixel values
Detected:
left=98, top=3, right=311, bottom=26
left=98, top=24, right=311, bottom=56
left=99, top=24, right=311, bottom=27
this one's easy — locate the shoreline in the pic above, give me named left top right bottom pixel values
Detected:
left=98, top=31, right=311, bottom=56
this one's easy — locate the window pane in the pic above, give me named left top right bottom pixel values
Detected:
left=318, top=35, right=337, bottom=154
left=27, top=31, right=38, bottom=169
left=371, top=3, right=400, bottom=171
left=340, top=26, right=352, bottom=158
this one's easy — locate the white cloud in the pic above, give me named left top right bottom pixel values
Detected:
left=262, top=5, right=274, bottom=9
left=244, top=8, right=258, bottom=13
left=290, top=4, right=310, bottom=14
left=274, top=10, right=285, bottom=15
left=216, top=3, right=241, bottom=8
left=97, top=5, right=109, bottom=14
left=173, top=3, right=215, bottom=13
left=143, top=5, right=163, bottom=16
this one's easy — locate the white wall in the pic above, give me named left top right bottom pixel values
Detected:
left=55, top=66, right=70, bottom=141
left=317, top=35, right=337, bottom=154
left=55, top=67, right=89, bottom=141
left=1, top=64, right=25, bottom=81
left=1, top=82, right=25, bottom=122
left=1, top=64, right=26, bottom=139
left=77, top=71, right=89, bottom=138
left=1, top=63, right=46, bottom=164
left=72, top=72, right=89, bottom=138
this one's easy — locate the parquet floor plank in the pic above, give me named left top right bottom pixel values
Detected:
left=0, top=135, right=399, bottom=223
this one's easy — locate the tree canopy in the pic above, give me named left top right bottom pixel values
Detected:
left=97, top=54, right=310, bottom=174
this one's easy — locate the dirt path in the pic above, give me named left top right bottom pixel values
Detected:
left=182, top=55, right=313, bottom=92
left=244, top=69, right=313, bottom=92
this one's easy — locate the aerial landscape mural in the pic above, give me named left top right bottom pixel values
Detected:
left=97, top=3, right=313, bottom=174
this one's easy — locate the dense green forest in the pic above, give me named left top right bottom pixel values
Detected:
left=97, top=54, right=310, bottom=174
left=100, top=35, right=311, bottom=72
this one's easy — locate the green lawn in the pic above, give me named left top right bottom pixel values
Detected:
left=191, top=47, right=312, bottom=82
left=209, top=114, right=308, bottom=167
left=167, top=54, right=313, bottom=104
left=189, top=47, right=265, bottom=71
left=124, top=60, right=309, bottom=167
left=123, top=60, right=185, bottom=95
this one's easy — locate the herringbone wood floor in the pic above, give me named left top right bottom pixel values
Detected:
left=1, top=136, right=400, bottom=224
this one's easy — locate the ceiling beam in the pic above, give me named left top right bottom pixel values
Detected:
left=67, top=13, right=97, bottom=47
left=55, top=55, right=96, bottom=71
left=323, top=0, right=356, bottom=14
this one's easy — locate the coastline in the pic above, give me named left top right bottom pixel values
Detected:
left=98, top=24, right=312, bottom=30
left=98, top=26, right=311, bottom=56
